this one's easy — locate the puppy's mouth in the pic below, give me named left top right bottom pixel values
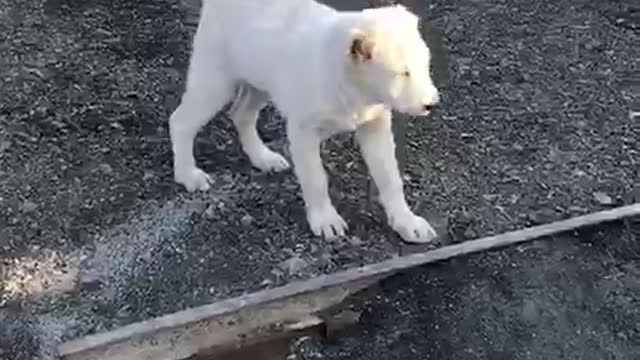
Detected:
left=413, top=103, right=438, bottom=117
left=403, top=108, right=432, bottom=117
left=389, top=101, right=434, bottom=117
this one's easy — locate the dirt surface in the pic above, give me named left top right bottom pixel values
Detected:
left=295, top=220, right=640, bottom=360
left=0, top=0, right=638, bottom=358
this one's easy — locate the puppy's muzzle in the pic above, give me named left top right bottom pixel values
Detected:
left=421, top=90, right=440, bottom=114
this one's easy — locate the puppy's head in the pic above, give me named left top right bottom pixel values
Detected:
left=346, top=6, right=439, bottom=116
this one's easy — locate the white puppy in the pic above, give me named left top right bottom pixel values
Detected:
left=169, top=0, right=441, bottom=243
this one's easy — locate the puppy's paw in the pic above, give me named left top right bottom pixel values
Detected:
left=174, top=167, right=212, bottom=192
left=307, top=205, right=348, bottom=240
left=389, top=211, right=437, bottom=244
left=252, top=150, right=291, bottom=172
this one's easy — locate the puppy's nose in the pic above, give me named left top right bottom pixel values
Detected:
left=422, top=91, right=439, bottom=112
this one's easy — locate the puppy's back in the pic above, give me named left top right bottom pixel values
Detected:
left=201, top=0, right=328, bottom=32
left=199, top=0, right=338, bottom=93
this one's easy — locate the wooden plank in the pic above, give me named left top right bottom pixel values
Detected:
left=59, top=286, right=353, bottom=360
left=58, top=203, right=640, bottom=360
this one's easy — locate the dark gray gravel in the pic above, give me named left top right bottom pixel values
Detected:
left=295, top=219, right=640, bottom=360
left=0, top=0, right=638, bottom=359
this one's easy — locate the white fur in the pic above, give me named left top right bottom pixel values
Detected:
left=169, top=0, right=440, bottom=243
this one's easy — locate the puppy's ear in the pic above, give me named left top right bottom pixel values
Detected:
left=349, top=29, right=374, bottom=62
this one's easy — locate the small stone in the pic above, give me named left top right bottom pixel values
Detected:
left=593, top=191, right=613, bottom=205
left=118, top=305, right=131, bottom=317
left=347, top=236, right=363, bottom=247
left=240, top=214, right=254, bottom=226
left=271, top=267, right=284, bottom=278
left=142, top=171, right=155, bottom=181
left=463, top=227, right=476, bottom=239
left=20, top=201, right=37, bottom=213
left=572, top=169, right=587, bottom=177
left=98, top=163, right=113, bottom=174
left=482, top=194, right=499, bottom=201
left=278, top=256, right=309, bottom=275
left=568, top=206, right=587, bottom=214
left=204, top=205, right=216, bottom=219
left=528, top=209, right=556, bottom=225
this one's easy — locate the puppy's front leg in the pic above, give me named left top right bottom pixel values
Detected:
left=356, top=112, right=437, bottom=243
left=288, top=125, right=347, bottom=239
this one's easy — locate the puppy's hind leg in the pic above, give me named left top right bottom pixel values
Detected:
left=228, top=83, right=290, bottom=172
left=169, top=56, right=234, bottom=192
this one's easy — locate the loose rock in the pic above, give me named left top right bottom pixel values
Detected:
left=593, top=191, right=614, bottom=206
left=278, top=256, right=310, bottom=275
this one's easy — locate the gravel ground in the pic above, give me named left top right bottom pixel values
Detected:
left=295, top=220, right=640, bottom=360
left=0, top=0, right=638, bottom=358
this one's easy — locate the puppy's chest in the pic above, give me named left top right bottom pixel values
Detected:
left=314, top=116, right=357, bottom=138
left=314, top=106, right=385, bottom=139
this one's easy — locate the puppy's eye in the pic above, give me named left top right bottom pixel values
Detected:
left=401, top=70, right=411, bottom=77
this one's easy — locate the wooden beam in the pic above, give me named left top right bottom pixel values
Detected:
left=59, top=203, right=640, bottom=360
